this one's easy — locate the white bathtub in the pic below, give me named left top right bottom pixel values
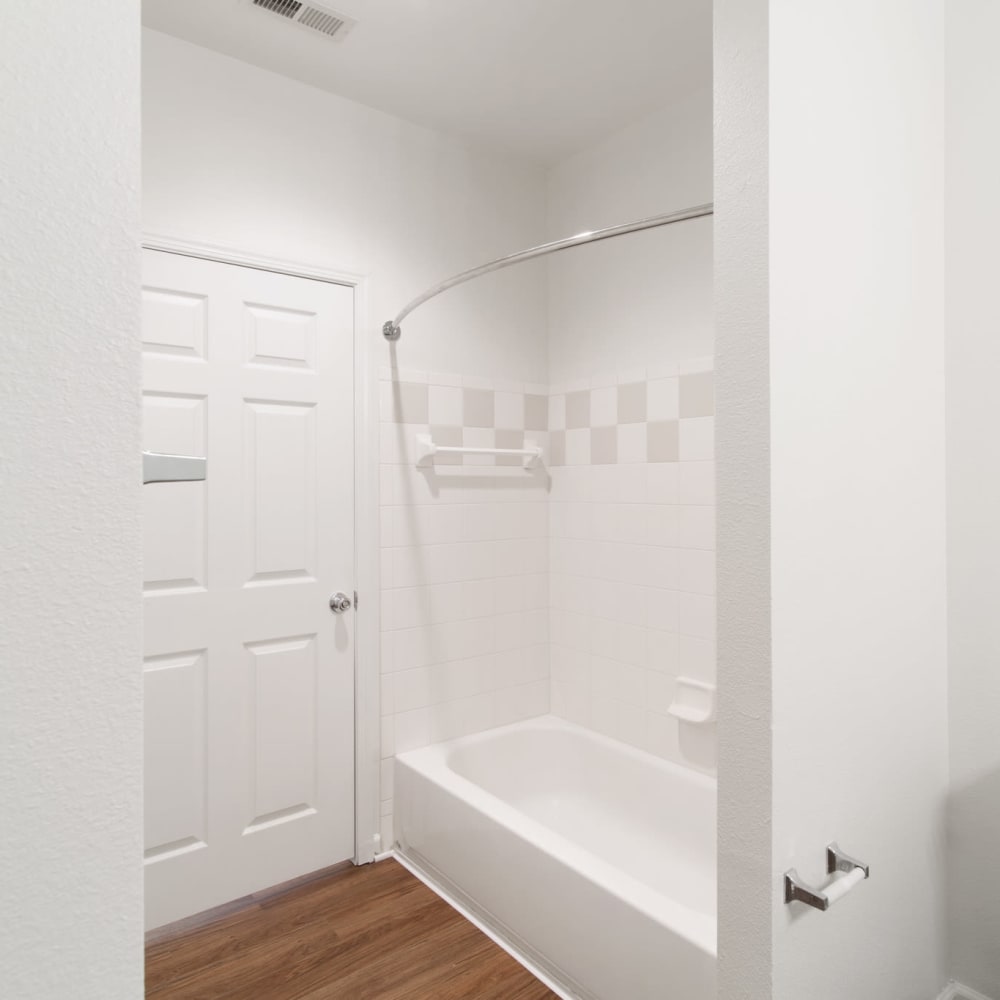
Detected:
left=394, top=715, right=716, bottom=1000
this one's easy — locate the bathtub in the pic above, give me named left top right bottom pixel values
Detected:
left=394, top=715, right=716, bottom=1000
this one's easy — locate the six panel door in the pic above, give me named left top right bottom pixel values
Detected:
left=141, top=250, right=356, bottom=929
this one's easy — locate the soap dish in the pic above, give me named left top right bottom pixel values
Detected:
left=667, top=677, right=717, bottom=724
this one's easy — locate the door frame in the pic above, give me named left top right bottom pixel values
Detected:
left=142, top=233, right=381, bottom=866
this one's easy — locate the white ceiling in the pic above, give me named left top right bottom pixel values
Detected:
left=141, top=0, right=711, bottom=165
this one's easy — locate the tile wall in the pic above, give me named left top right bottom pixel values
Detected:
left=378, top=368, right=551, bottom=849
left=378, top=356, right=717, bottom=846
left=547, top=357, right=716, bottom=772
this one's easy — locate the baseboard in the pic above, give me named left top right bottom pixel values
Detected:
left=937, top=982, right=999, bottom=1000
left=391, top=848, right=591, bottom=1000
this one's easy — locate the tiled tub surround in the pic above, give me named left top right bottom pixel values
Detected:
left=547, top=358, right=716, bottom=773
left=379, top=370, right=551, bottom=849
left=378, top=358, right=716, bottom=845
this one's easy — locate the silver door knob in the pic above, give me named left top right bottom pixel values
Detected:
left=329, top=592, right=352, bottom=614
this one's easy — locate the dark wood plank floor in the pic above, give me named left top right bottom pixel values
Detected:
left=146, top=858, right=558, bottom=1000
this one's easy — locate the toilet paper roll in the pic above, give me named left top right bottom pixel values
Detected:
left=823, top=866, right=866, bottom=906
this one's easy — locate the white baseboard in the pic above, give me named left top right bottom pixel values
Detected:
left=937, top=982, right=998, bottom=1000
left=391, top=848, right=587, bottom=1000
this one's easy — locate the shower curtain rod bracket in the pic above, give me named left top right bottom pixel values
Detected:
left=381, top=202, right=713, bottom=341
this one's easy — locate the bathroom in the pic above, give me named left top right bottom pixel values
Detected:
left=2, top=1, right=999, bottom=999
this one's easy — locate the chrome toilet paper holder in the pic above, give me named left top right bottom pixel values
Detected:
left=784, top=843, right=870, bottom=911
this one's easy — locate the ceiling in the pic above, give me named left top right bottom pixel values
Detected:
left=141, top=0, right=711, bottom=165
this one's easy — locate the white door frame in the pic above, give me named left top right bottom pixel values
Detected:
left=142, top=233, right=381, bottom=866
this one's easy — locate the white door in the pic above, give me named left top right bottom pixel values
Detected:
left=141, top=249, right=356, bottom=929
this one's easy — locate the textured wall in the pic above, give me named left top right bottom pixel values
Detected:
left=0, top=3, right=143, bottom=998
left=770, top=1, right=948, bottom=997
left=946, top=2, right=1000, bottom=994
left=714, top=0, right=773, bottom=994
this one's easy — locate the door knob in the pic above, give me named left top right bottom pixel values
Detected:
left=329, top=592, right=352, bottom=614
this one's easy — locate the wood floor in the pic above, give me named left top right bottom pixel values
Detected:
left=146, top=859, right=558, bottom=1000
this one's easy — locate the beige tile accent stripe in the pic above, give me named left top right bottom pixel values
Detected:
left=382, top=361, right=714, bottom=469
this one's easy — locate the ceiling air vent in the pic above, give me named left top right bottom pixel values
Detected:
left=250, top=0, right=356, bottom=41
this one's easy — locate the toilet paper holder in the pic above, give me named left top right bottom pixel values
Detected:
left=784, top=843, right=869, bottom=911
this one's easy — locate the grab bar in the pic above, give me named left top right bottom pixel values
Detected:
left=784, top=843, right=869, bottom=911
left=414, top=433, right=542, bottom=470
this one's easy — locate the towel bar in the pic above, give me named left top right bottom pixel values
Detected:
left=414, top=433, right=542, bottom=469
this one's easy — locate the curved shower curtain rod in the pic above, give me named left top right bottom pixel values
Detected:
left=382, top=201, right=714, bottom=340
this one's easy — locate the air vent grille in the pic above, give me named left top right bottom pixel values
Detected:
left=298, top=7, right=347, bottom=37
left=249, top=0, right=356, bottom=40
left=252, top=0, right=302, bottom=18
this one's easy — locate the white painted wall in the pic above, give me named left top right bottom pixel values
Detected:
left=142, top=29, right=549, bottom=386
left=946, top=3, right=1000, bottom=995
left=718, top=1, right=951, bottom=995
left=714, top=0, right=772, bottom=995
left=769, top=2, right=948, bottom=997
left=546, top=93, right=713, bottom=385
left=0, top=3, right=143, bottom=999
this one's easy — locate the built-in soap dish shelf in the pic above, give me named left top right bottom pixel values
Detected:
left=667, top=677, right=717, bottom=724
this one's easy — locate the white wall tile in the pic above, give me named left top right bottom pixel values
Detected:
left=380, top=757, right=394, bottom=803
left=380, top=673, right=395, bottom=717
left=380, top=506, right=395, bottom=547
left=551, top=679, right=591, bottom=727
left=678, top=548, right=716, bottom=596
left=644, top=712, right=679, bottom=760
left=678, top=505, right=715, bottom=550
left=643, top=546, right=679, bottom=590
left=677, top=592, right=716, bottom=639
left=647, top=629, right=680, bottom=674
left=647, top=504, right=679, bottom=547
left=678, top=461, right=715, bottom=505
left=646, top=671, right=677, bottom=715
left=645, top=588, right=680, bottom=632
left=394, top=707, right=431, bottom=753
left=679, top=634, right=716, bottom=681
left=647, top=463, right=679, bottom=504
left=494, top=680, right=549, bottom=726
